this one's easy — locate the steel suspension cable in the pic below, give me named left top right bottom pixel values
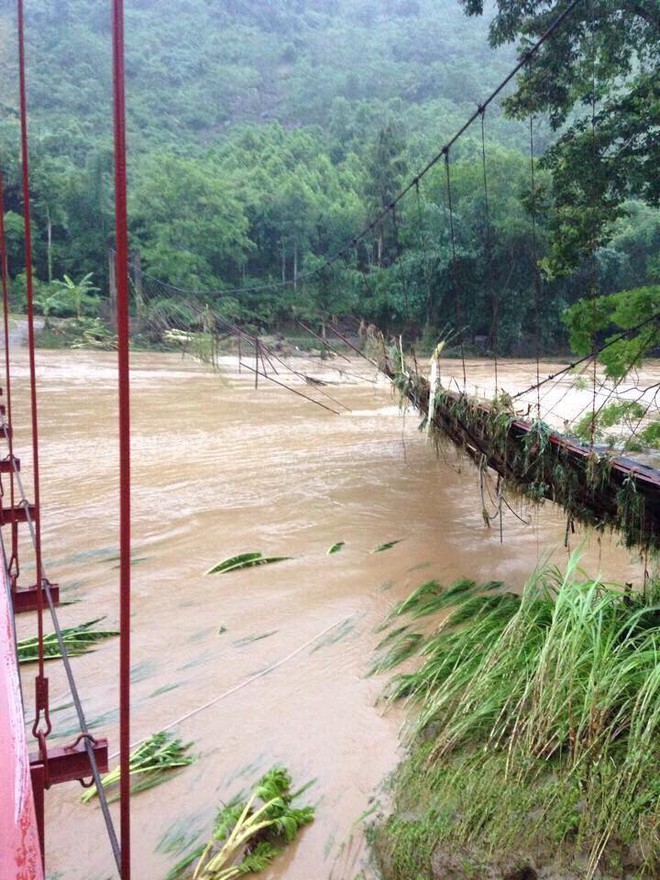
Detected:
left=529, top=117, right=542, bottom=418
left=511, top=310, right=660, bottom=402
left=444, top=149, right=467, bottom=389
left=480, top=110, right=498, bottom=395
left=111, top=0, right=132, bottom=875
left=0, top=172, right=19, bottom=591
left=17, top=0, right=50, bottom=746
left=414, top=180, right=434, bottom=327
left=317, top=0, right=588, bottom=278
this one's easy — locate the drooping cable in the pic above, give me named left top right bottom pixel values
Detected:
left=444, top=149, right=467, bottom=389
left=414, top=179, right=434, bottom=327
left=0, top=171, right=19, bottom=591
left=391, top=203, right=410, bottom=318
left=529, top=117, right=542, bottom=418
left=479, top=109, right=498, bottom=395
left=511, top=310, right=660, bottom=402
left=588, top=0, right=599, bottom=449
left=111, top=0, right=132, bottom=876
left=17, top=0, right=50, bottom=746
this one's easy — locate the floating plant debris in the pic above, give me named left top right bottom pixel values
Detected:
left=81, top=732, right=194, bottom=804
left=169, top=766, right=314, bottom=879
left=206, top=552, right=292, bottom=575
left=372, top=539, right=403, bottom=553
left=17, top=618, right=118, bottom=663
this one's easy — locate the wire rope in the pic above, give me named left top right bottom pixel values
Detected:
left=444, top=149, right=467, bottom=389
left=528, top=117, right=542, bottom=418
left=479, top=109, right=498, bottom=395
left=0, top=172, right=19, bottom=591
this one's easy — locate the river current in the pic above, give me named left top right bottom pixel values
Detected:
left=12, top=349, right=646, bottom=880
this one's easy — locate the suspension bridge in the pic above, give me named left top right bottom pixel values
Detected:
left=2, top=0, right=659, bottom=878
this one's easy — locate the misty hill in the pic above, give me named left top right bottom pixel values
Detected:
left=0, top=0, right=518, bottom=159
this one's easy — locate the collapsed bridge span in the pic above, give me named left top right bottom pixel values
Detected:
left=382, top=356, right=660, bottom=552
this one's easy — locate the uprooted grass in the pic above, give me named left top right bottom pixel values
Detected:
left=372, top=560, right=660, bottom=879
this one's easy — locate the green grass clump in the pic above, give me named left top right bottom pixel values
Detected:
left=373, top=560, right=660, bottom=879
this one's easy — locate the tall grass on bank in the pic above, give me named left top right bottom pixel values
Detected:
left=373, top=562, right=660, bottom=879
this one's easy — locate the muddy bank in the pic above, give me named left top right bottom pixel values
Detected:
left=374, top=834, right=647, bottom=880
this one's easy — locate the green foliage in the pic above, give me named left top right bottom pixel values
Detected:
left=37, top=272, right=100, bottom=320
left=461, top=0, right=659, bottom=275
left=17, top=618, right=118, bottom=663
left=205, top=552, right=292, bottom=575
left=374, top=561, right=660, bottom=878
left=169, top=766, right=314, bottom=879
left=80, top=732, right=195, bottom=804
left=573, top=401, right=646, bottom=443
left=564, top=285, right=660, bottom=378
left=372, top=539, right=403, bottom=553
left=1, top=1, right=657, bottom=352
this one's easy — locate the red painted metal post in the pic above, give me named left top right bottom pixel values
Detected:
left=111, top=1, right=132, bottom=877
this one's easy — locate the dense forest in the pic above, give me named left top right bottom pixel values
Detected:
left=0, top=0, right=658, bottom=353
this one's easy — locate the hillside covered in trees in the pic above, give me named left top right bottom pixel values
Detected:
left=0, top=0, right=658, bottom=353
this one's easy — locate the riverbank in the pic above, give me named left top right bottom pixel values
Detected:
left=369, top=564, right=659, bottom=880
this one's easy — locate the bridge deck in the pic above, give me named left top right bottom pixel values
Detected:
left=387, top=363, right=660, bottom=551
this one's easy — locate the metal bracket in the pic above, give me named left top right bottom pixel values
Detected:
left=0, top=455, right=20, bottom=473
left=30, top=736, right=109, bottom=863
left=13, top=583, right=60, bottom=614
left=0, top=503, right=37, bottom=526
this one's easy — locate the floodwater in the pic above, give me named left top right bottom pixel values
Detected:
left=11, top=349, right=650, bottom=880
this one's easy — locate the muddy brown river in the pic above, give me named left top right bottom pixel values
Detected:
left=12, top=349, right=649, bottom=880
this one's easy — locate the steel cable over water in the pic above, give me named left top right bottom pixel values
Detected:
left=0, top=172, right=19, bottom=589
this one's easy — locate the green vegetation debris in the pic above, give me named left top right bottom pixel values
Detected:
left=206, top=552, right=292, bottom=575
left=17, top=618, right=118, bottom=663
left=372, top=539, right=403, bottom=553
left=169, top=766, right=314, bottom=880
left=327, top=542, right=345, bottom=554
left=81, top=732, right=194, bottom=804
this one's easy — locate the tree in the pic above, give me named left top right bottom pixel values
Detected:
left=564, top=284, right=660, bottom=379
left=130, top=153, right=252, bottom=289
left=363, top=123, right=408, bottom=267
left=37, top=272, right=100, bottom=323
left=458, top=0, right=660, bottom=274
